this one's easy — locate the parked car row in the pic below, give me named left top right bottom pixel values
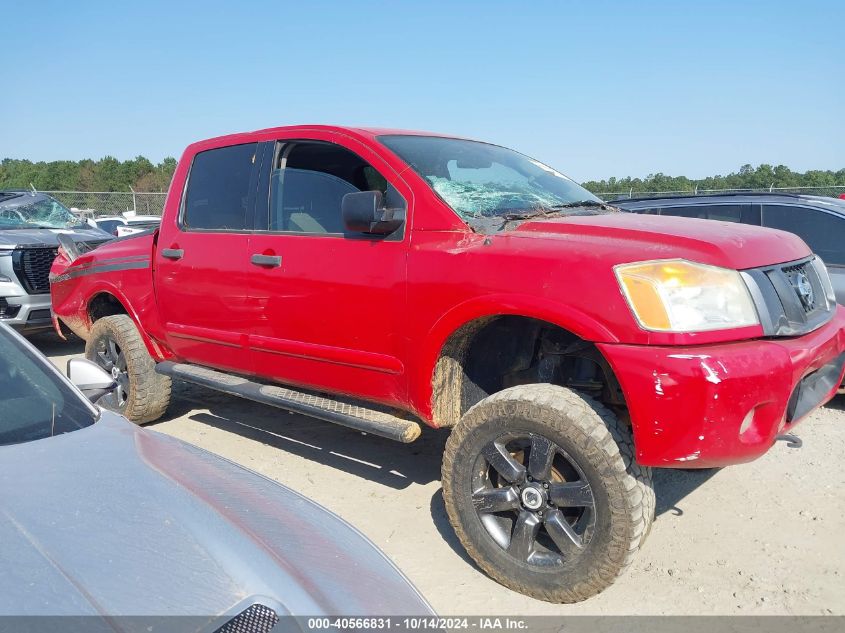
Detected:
left=92, top=213, right=162, bottom=237
left=0, top=190, right=111, bottom=332
left=0, top=190, right=164, bottom=333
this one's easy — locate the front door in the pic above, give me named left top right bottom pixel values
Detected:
left=246, top=134, right=411, bottom=406
left=155, top=141, right=261, bottom=373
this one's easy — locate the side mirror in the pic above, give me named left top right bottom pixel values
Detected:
left=342, top=191, right=404, bottom=235
left=67, top=358, right=116, bottom=403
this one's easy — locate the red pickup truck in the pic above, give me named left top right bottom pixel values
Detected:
left=50, top=126, right=845, bottom=603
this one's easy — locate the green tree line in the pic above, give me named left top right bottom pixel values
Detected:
left=1, top=157, right=843, bottom=195
left=0, top=156, right=178, bottom=192
left=582, top=164, right=845, bottom=195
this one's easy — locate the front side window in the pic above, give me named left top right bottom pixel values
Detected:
left=378, top=135, right=602, bottom=229
left=0, top=327, right=96, bottom=446
left=763, top=205, right=845, bottom=265
left=0, top=194, right=86, bottom=230
left=183, top=143, right=258, bottom=231
left=267, top=141, right=403, bottom=234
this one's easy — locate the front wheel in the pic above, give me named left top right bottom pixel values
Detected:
left=86, top=314, right=171, bottom=424
left=441, top=384, right=654, bottom=603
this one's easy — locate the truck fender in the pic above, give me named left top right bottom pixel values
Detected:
left=83, top=280, right=171, bottom=362
left=410, top=294, right=620, bottom=424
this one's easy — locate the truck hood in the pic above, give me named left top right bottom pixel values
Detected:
left=513, top=213, right=810, bottom=270
left=0, top=413, right=432, bottom=619
left=0, top=227, right=110, bottom=250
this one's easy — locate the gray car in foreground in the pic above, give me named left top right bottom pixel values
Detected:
left=0, top=322, right=433, bottom=627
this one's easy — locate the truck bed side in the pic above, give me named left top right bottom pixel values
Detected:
left=50, top=231, right=170, bottom=360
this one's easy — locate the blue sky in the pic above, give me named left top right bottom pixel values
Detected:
left=2, top=0, right=843, bottom=181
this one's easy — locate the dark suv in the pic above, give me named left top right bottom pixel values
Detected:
left=613, top=193, right=845, bottom=305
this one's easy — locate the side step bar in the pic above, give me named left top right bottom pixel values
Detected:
left=155, top=361, right=422, bottom=443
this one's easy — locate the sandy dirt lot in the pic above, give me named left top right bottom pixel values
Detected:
left=39, top=333, right=845, bottom=616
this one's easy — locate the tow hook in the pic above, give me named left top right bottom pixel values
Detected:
left=775, top=434, right=802, bottom=449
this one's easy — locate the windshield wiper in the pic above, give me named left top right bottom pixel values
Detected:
left=495, top=200, right=619, bottom=231
left=497, top=208, right=563, bottom=231
left=549, top=200, right=618, bottom=210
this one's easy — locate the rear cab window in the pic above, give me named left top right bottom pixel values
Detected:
left=182, top=143, right=259, bottom=231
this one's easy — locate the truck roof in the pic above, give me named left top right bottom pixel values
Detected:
left=189, top=125, right=470, bottom=151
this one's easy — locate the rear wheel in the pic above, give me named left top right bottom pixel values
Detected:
left=441, top=384, right=654, bottom=603
left=86, top=315, right=171, bottom=423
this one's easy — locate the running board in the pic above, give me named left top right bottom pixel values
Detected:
left=155, top=361, right=421, bottom=443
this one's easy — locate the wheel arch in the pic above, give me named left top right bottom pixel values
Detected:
left=84, top=284, right=169, bottom=361
left=417, top=297, right=624, bottom=428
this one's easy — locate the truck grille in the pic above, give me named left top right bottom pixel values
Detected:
left=781, top=262, right=821, bottom=314
left=13, top=247, right=58, bottom=294
left=743, top=256, right=836, bottom=337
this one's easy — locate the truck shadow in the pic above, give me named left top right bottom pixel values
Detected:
left=164, top=381, right=720, bottom=517
left=428, top=467, right=720, bottom=568
left=28, top=331, right=85, bottom=357
left=826, top=393, right=845, bottom=411
left=651, top=467, right=721, bottom=516
left=159, top=381, right=450, bottom=490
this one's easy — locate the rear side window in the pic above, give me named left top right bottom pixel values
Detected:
left=660, top=204, right=744, bottom=223
left=763, top=205, right=845, bottom=265
left=183, top=143, right=258, bottom=231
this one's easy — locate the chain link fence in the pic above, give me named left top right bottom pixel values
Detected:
left=598, top=186, right=845, bottom=201
left=44, top=186, right=845, bottom=217
left=45, top=191, right=168, bottom=217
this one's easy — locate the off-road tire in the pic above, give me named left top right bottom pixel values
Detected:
left=85, top=315, right=171, bottom=424
left=441, top=383, right=654, bottom=603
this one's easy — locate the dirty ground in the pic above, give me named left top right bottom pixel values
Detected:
left=41, top=334, right=845, bottom=615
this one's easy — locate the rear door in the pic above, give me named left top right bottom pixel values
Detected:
left=762, top=204, right=845, bottom=305
left=155, top=142, right=262, bottom=372
left=246, top=132, right=411, bottom=405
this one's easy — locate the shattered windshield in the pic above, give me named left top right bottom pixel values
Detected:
left=0, top=194, right=86, bottom=229
left=379, top=135, right=611, bottom=231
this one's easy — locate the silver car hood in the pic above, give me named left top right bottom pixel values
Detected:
left=0, top=413, right=432, bottom=617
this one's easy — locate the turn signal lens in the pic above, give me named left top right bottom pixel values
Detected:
left=615, top=260, right=760, bottom=332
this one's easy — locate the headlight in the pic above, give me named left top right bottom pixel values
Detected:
left=0, top=251, right=11, bottom=283
left=615, top=259, right=760, bottom=332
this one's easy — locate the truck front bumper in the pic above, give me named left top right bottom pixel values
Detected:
left=599, top=306, right=845, bottom=468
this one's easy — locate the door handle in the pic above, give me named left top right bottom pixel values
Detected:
left=251, top=253, right=282, bottom=267
left=161, top=248, right=184, bottom=260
